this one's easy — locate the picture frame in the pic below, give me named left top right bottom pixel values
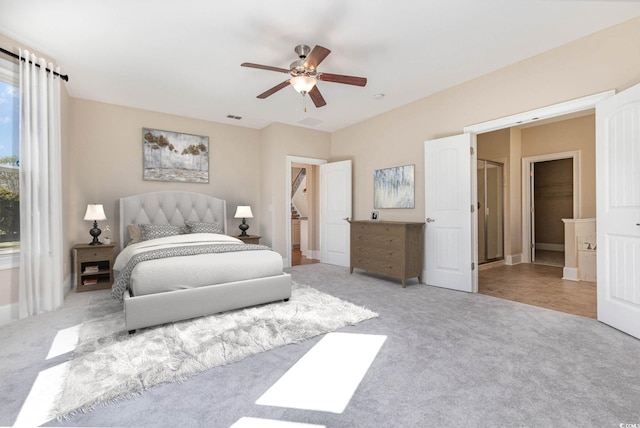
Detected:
left=374, top=164, right=415, bottom=209
left=370, top=210, right=380, bottom=221
left=142, top=128, right=209, bottom=183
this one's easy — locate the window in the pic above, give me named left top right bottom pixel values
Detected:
left=0, top=57, right=19, bottom=268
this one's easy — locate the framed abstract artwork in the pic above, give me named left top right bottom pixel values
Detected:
left=374, top=164, right=415, bottom=209
left=142, top=128, right=209, bottom=183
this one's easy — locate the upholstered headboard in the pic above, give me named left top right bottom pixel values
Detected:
left=119, top=191, right=227, bottom=249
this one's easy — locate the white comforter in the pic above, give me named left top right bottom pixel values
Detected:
left=114, top=233, right=284, bottom=297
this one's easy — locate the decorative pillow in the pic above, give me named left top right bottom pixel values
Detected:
left=127, top=224, right=142, bottom=245
left=138, top=224, right=184, bottom=241
left=185, top=221, right=224, bottom=234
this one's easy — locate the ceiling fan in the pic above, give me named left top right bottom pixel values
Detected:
left=241, top=44, right=367, bottom=108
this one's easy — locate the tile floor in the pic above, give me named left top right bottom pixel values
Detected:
left=478, top=263, right=597, bottom=319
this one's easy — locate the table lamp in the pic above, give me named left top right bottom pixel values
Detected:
left=84, top=204, right=106, bottom=245
left=234, top=206, right=253, bottom=237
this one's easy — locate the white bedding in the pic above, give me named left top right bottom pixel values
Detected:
left=114, top=233, right=284, bottom=297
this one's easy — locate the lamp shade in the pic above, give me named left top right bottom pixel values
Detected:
left=290, top=75, right=316, bottom=94
left=234, top=206, right=253, bottom=219
left=83, top=204, right=106, bottom=221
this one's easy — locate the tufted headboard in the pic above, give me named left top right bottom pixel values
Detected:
left=119, top=191, right=227, bottom=249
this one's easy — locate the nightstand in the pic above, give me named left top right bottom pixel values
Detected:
left=236, top=235, right=261, bottom=244
left=73, top=242, right=117, bottom=292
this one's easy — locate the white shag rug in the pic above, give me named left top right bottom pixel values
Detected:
left=53, top=283, right=378, bottom=420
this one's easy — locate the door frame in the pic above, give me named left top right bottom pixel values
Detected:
left=521, top=151, right=581, bottom=263
left=285, top=155, right=326, bottom=268
left=463, top=91, right=613, bottom=276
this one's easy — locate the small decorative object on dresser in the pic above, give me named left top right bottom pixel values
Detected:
left=370, top=210, right=380, bottom=221
left=349, top=220, right=424, bottom=288
left=73, top=242, right=117, bottom=292
left=237, top=235, right=261, bottom=244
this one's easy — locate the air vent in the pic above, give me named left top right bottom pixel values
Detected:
left=298, top=117, right=323, bottom=126
left=226, top=114, right=242, bottom=120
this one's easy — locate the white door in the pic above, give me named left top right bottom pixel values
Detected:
left=424, top=134, right=477, bottom=292
left=596, top=83, right=640, bottom=339
left=320, top=160, right=352, bottom=266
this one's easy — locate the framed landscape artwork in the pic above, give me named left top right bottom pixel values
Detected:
left=374, top=164, right=415, bottom=209
left=142, top=128, right=209, bottom=183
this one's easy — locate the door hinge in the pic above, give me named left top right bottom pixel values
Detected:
left=471, top=204, right=475, bottom=213
left=471, top=262, right=475, bottom=271
left=470, top=147, right=475, bottom=155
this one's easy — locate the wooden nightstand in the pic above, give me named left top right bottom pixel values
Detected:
left=236, top=235, right=261, bottom=244
left=73, top=242, right=117, bottom=292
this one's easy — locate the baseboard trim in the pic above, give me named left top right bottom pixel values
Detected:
left=505, top=254, right=522, bottom=265
left=536, top=243, right=565, bottom=252
left=0, top=302, right=18, bottom=325
left=563, top=267, right=579, bottom=281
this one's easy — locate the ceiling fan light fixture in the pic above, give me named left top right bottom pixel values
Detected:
left=290, top=75, right=316, bottom=94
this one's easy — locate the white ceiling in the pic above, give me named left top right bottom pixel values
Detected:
left=1, top=1, right=639, bottom=132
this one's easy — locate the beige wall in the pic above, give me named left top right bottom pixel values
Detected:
left=331, top=16, right=640, bottom=227
left=68, top=98, right=263, bottom=247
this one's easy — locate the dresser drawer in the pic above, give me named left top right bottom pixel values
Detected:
left=352, top=257, right=401, bottom=277
left=352, top=246, right=402, bottom=264
left=351, top=233, right=403, bottom=250
left=352, top=223, right=403, bottom=237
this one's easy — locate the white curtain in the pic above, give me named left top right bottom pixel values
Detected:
left=18, top=49, right=64, bottom=318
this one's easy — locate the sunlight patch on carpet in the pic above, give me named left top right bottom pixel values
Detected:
left=14, top=362, right=68, bottom=427
left=46, top=324, right=80, bottom=360
left=230, top=417, right=326, bottom=428
left=256, top=332, right=386, bottom=414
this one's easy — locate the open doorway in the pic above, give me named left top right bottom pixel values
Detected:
left=531, top=158, right=573, bottom=267
left=290, top=162, right=320, bottom=267
left=285, top=156, right=326, bottom=267
left=475, top=114, right=596, bottom=319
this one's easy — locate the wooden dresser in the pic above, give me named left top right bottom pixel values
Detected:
left=349, top=220, right=425, bottom=287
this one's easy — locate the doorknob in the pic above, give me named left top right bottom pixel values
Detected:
left=426, top=218, right=436, bottom=223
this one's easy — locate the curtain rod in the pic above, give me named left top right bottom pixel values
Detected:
left=0, top=46, right=69, bottom=82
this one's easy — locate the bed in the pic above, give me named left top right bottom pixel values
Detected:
left=113, top=191, right=291, bottom=332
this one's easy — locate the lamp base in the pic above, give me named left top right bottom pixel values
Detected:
left=89, top=221, right=103, bottom=246
left=238, top=218, right=249, bottom=237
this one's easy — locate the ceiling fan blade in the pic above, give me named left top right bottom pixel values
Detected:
left=241, top=62, right=290, bottom=74
left=304, top=45, right=331, bottom=70
left=257, top=80, right=291, bottom=99
left=308, top=86, right=327, bottom=108
left=319, top=73, right=367, bottom=87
